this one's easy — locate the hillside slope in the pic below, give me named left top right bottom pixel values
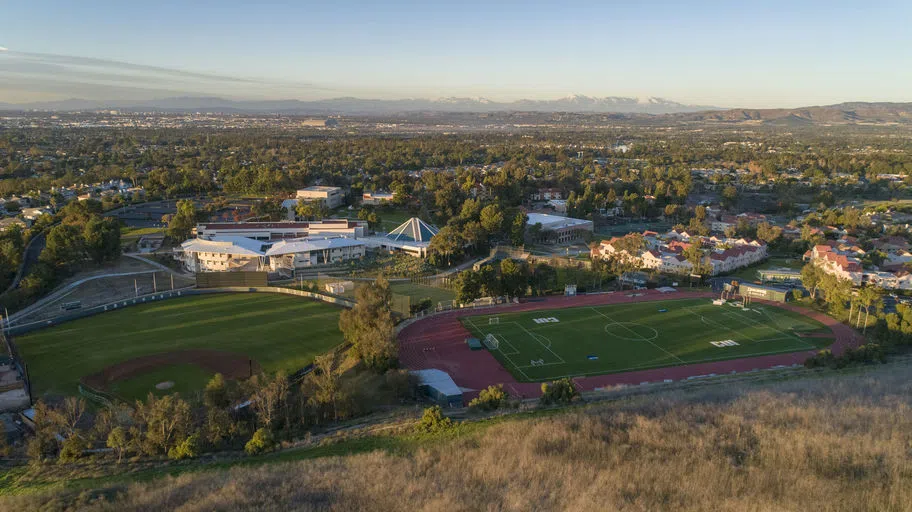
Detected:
left=6, top=362, right=910, bottom=511
left=674, top=102, right=912, bottom=124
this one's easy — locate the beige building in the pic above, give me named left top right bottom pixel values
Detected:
left=296, top=186, right=344, bottom=209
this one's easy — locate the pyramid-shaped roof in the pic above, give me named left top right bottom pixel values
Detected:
left=387, top=217, right=439, bottom=242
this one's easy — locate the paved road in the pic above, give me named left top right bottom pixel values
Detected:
left=3, top=231, right=46, bottom=294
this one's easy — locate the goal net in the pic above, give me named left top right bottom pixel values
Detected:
left=488, top=317, right=500, bottom=325
left=483, top=333, right=500, bottom=350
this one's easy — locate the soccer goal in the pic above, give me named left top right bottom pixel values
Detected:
left=483, top=333, right=500, bottom=350
left=488, top=317, right=500, bottom=325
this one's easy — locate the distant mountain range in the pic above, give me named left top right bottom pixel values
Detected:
left=1, top=96, right=911, bottom=124
left=666, top=102, right=912, bottom=125
left=0, top=95, right=718, bottom=115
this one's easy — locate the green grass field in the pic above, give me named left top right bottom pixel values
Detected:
left=460, top=298, right=834, bottom=382
left=16, top=293, right=345, bottom=400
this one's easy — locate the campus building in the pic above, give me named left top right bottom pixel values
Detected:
left=361, top=217, right=439, bottom=258
left=177, top=235, right=366, bottom=274
left=361, top=191, right=395, bottom=205
left=296, top=186, right=344, bottom=209
left=525, top=212, right=594, bottom=244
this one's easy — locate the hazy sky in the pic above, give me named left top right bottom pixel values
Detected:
left=1, top=0, right=910, bottom=107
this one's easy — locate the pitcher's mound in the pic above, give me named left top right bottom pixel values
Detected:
left=155, top=381, right=175, bottom=390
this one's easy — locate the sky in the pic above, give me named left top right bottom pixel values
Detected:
left=1, top=0, right=911, bottom=108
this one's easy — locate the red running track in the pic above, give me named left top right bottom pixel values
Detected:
left=397, top=289, right=863, bottom=399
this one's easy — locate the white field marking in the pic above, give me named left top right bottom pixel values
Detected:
left=509, top=321, right=566, bottom=363
left=516, top=361, right=565, bottom=369
left=530, top=332, right=554, bottom=349
left=465, top=317, right=531, bottom=380
left=589, top=307, right=685, bottom=364
left=684, top=307, right=761, bottom=344
left=710, top=339, right=740, bottom=347
left=721, top=308, right=817, bottom=350
left=533, top=317, right=560, bottom=324
left=531, top=345, right=817, bottom=382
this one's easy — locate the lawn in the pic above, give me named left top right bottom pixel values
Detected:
left=389, top=282, right=455, bottom=305
left=120, top=226, right=165, bottom=239
left=460, top=297, right=833, bottom=382
left=16, top=293, right=346, bottom=398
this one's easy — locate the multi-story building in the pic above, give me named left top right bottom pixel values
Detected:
left=296, top=186, right=344, bottom=209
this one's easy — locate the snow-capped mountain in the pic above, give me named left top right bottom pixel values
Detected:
left=0, top=95, right=719, bottom=115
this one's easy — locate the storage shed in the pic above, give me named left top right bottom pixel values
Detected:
left=411, top=369, right=464, bottom=408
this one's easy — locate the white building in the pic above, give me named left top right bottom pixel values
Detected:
left=361, top=217, right=439, bottom=258
left=526, top=212, right=594, bottom=244
left=361, top=191, right=395, bottom=205
left=178, top=236, right=268, bottom=272
left=296, top=186, right=344, bottom=209
left=176, top=235, right=365, bottom=274
left=266, top=237, right=366, bottom=270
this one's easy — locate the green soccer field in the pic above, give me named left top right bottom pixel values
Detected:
left=16, top=293, right=346, bottom=399
left=460, top=298, right=834, bottom=382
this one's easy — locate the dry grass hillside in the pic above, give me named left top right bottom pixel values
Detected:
left=6, top=364, right=912, bottom=512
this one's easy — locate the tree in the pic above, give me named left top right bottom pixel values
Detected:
left=339, top=276, right=397, bottom=371
left=428, top=225, right=463, bottom=267
left=296, top=199, right=329, bottom=220
left=107, top=426, right=130, bottom=463
left=168, top=433, right=201, bottom=460
left=251, top=198, right=287, bottom=221
left=479, top=204, right=504, bottom=236
left=167, top=199, right=198, bottom=241
left=756, top=222, right=782, bottom=246
left=510, top=212, right=528, bottom=246
left=83, top=216, right=121, bottom=264
left=857, top=286, right=883, bottom=334
left=251, top=371, right=290, bottom=429
left=801, top=264, right=823, bottom=300
left=307, top=352, right=345, bottom=422
left=203, top=373, right=230, bottom=409
left=721, top=185, right=739, bottom=209
left=454, top=269, right=483, bottom=304
left=41, top=224, right=84, bottom=269
left=135, top=393, right=193, bottom=456
left=500, top=258, right=529, bottom=298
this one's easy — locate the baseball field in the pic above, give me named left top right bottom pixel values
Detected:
left=460, top=297, right=834, bottom=382
left=15, top=293, right=346, bottom=401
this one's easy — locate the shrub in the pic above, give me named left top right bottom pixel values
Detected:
left=414, top=406, right=453, bottom=433
left=804, top=349, right=835, bottom=368
left=245, top=428, right=274, bottom=456
left=168, top=433, right=201, bottom=460
left=540, top=378, right=580, bottom=406
left=468, top=385, right=508, bottom=412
